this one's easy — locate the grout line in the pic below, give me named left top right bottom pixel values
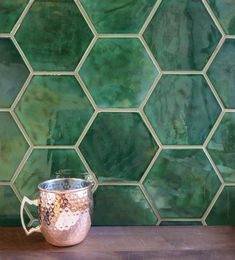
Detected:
left=202, top=0, right=225, bottom=36
left=97, top=34, right=139, bottom=38
left=33, top=71, right=74, bottom=76
left=160, top=218, right=202, bottom=222
left=96, top=108, right=139, bottom=113
left=0, top=34, right=11, bottom=38
left=75, top=0, right=97, bottom=36
left=139, top=0, right=162, bottom=35
left=75, top=74, right=98, bottom=110
left=0, top=182, right=11, bottom=185
left=10, top=146, right=33, bottom=184
left=0, top=108, right=11, bottom=112
left=75, top=111, right=98, bottom=146
left=139, top=149, right=162, bottom=184
left=203, top=110, right=225, bottom=147
left=11, top=73, right=33, bottom=110
left=139, top=184, right=162, bottom=223
left=11, top=0, right=34, bottom=35
left=225, top=35, right=235, bottom=39
left=201, top=183, right=224, bottom=225
left=33, top=146, right=75, bottom=149
left=225, top=109, right=235, bottom=113
left=162, top=145, right=203, bottom=149
left=224, top=183, right=235, bottom=186
left=162, top=71, right=202, bottom=75
left=98, top=182, right=139, bottom=186
left=75, top=36, right=97, bottom=72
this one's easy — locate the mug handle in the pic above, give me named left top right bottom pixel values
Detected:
left=20, top=196, right=41, bottom=235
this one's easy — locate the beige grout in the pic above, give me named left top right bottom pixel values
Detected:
left=225, top=35, right=235, bottom=39
left=0, top=108, right=11, bottom=112
left=160, top=218, right=202, bottom=222
left=225, top=109, right=235, bottom=112
left=224, top=183, right=235, bottom=186
left=33, top=71, right=74, bottom=76
left=98, top=182, right=139, bottom=186
left=162, top=145, right=203, bottom=149
left=98, top=34, right=139, bottom=38
left=97, top=108, right=139, bottom=113
left=33, top=145, right=74, bottom=149
left=0, top=182, right=11, bottom=185
left=162, top=71, right=202, bottom=75
left=0, top=34, right=11, bottom=38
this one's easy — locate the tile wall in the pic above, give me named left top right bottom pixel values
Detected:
left=0, top=0, right=235, bottom=226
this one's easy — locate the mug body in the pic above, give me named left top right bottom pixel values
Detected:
left=38, top=178, right=93, bottom=246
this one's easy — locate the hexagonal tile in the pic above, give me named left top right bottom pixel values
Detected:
left=144, top=149, right=221, bottom=218
left=208, top=0, right=235, bottom=35
left=0, top=0, right=29, bottom=33
left=15, top=76, right=94, bottom=145
left=0, top=38, right=29, bottom=108
left=80, top=113, right=158, bottom=182
left=15, top=0, right=93, bottom=71
left=93, top=186, right=157, bottom=225
left=208, top=113, right=235, bottom=182
left=0, top=185, right=28, bottom=226
left=80, top=0, right=156, bottom=34
left=206, top=186, right=235, bottom=225
left=144, top=75, right=221, bottom=145
left=0, top=112, right=29, bottom=181
left=15, top=149, right=87, bottom=200
left=79, top=38, right=158, bottom=108
left=144, top=0, right=221, bottom=70
left=207, top=39, right=235, bottom=108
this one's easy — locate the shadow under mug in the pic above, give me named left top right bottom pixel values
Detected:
left=20, top=178, right=93, bottom=247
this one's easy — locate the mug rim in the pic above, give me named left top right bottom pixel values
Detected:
left=38, top=178, right=92, bottom=193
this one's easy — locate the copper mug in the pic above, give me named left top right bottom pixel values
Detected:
left=20, top=178, right=93, bottom=247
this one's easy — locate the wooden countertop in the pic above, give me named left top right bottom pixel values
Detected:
left=1, top=226, right=235, bottom=259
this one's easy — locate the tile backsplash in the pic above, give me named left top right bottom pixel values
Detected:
left=0, top=0, right=235, bottom=226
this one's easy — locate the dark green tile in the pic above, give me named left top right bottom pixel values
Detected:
left=80, top=113, right=158, bottom=182
left=207, top=39, right=235, bottom=108
left=144, top=149, right=221, bottom=218
left=15, top=0, right=93, bottom=71
left=0, top=112, right=29, bottom=181
left=93, top=186, right=157, bottom=225
left=144, top=75, right=221, bottom=145
left=80, top=0, right=156, bottom=34
left=15, top=149, right=87, bottom=200
left=207, top=186, right=235, bottom=225
left=144, top=0, right=221, bottom=70
left=79, top=38, right=158, bottom=108
left=15, top=76, right=94, bottom=145
left=208, top=113, right=235, bottom=182
left=0, top=0, right=29, bottom=33
left=208, top=0, right=235, bottom=35
left=0, top=38, right=29, bottom=108
left=0, top=185, right=28, bottom=226
left=160, top=221, right=202, bottom=226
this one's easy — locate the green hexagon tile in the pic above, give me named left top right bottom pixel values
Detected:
left=0, top=0, right=235, bottom=226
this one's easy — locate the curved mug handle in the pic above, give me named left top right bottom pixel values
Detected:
left=20, top=196, right=41, bottom=235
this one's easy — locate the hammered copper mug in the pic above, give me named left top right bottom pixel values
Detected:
left=20, top=178, right=93, bottom=247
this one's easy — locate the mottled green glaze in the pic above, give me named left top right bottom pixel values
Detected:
left=208, top=113, right=235, bottom=182
left=207, top=40, right=235, bottom=108
left=144, top=0, right=221, bottom=70
left=15, top=0, right=93, bottom=71
left=0, top=38, right=29, bottom=108
left=79, top=38, right=158, bottom=108
left=160, top=221, right=202, bottom=226
left=144, top=75, right=221, bottom=145
left=80, top=0, right=156, bottom=34
left=80, top=113, right=158, bottom=182
left=15, top=149, right=87, bottom=199
left=15, top=76, right=94, bottom=145
left=0, top=112, right=29, bottom=181
left=0, top=0, right=29, bottom=33
left=0, top=185, right=29, bottom=226
left=144, top=149, right=221, bottom=218
left=208, top=0, right=235, bottom=34
left=207, top=187, right=235, bottom=225
left=93, top=186, right=157, bottom=225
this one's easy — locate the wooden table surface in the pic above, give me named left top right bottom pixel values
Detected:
left=1, top=226, right=235, bottom=259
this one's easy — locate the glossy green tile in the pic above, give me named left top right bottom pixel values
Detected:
left=207, top=186, right=235, bottom=225
left=208, top=0, right=235, bottom=35
left=144, top=0, right=221, bottom=70
left=0, top=112, right=29, bottom=181
left=144, top=149, right=221, bottom=218
left=15, top=0, right=93, bottom=71
left=0, top=185, right=29, bottom=226
left=15, top=76, right=94, bottom=145
left=79, top=38, right=158, bottom=108
left=80, top=0, right=156, bottom=34
left=93, top=186, right=157, bottom=225
left=207, top=39, right=235, bottom=108
left=144, top=75, right=221, bottom=145
left=80, top=113, right=158, bottom=182
left=0, top=0, right=29, bottom=33
left=160, top=221, right=202, bottom=226
left=0, top=38, right=29, bottom=108
left=208, top=113, right=235, bottom=182
left=15, top=149, right=87, bottom=201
